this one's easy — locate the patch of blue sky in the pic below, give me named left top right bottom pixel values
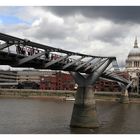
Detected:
left=0, top=7, right=37, bottom=25
left=0, top=15, right=32, bottom=25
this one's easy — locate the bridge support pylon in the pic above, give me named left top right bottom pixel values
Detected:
left=120, top=89, right=129, bottom=104
left=70, top=72, right=99, bottom=128
left=70, top=85, right=99, bottom=128
left=119, top=81, right=132, bottom=104
left=70, top=59, right=112, bottom=128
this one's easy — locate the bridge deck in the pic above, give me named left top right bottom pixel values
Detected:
left=0, top=32, right=130, bottom=85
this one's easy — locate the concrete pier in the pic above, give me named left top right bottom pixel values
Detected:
left=70, top=86, right=99, bottom=128
left=70, top=59, right=112, bottom=128
left=120, top=89, right=129, bottom=104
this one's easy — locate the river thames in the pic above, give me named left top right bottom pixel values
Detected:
left=0, top=98, right=140, bottom=134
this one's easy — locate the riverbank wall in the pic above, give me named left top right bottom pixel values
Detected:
left=0, top=88, right=75, bottom=97
left=0, top=88, right=140, bottom=103
left=0, top=88, right=75, bottom=101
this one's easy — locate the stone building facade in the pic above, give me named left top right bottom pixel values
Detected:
left=16, top=70, right=55, bottom=83
left=0, top=70, right=17, bottom=88
left=125, top=37, right=140, bottom=92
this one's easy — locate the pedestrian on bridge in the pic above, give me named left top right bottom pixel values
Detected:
left=16, top=45, right=22, bottom=54
left=45, top=51, right=50, bottom=60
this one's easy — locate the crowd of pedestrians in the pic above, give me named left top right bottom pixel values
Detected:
left=16, top=45, right=74, bottom=64
left=16, top=45, right=40, bottom=56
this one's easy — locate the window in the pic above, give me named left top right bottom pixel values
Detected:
left=134, top=61, right=137, bottom=67
left=129, top=62, right=132, bottom=67
left=134, top=61, right=140, bottom=67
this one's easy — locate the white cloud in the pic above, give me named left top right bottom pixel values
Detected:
left=32, top=18, right=42, bottom=26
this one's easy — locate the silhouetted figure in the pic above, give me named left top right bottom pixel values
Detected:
left=16, top=45, right=22, bottom=54
left=45, top=51, right=49, bottom=60
left=27, top=48, right=31, bottom=56
left=21, top=47, right=26, bottom=55
left=35, top=49, right=39, bottom=54
left=51, top=54, right=54, bottom=60
left=30, top=47, right=35, bottom=55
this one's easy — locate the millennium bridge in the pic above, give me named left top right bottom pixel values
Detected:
left=0, top=32, right=132, bottom=128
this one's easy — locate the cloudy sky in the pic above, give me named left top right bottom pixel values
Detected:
left=0, top=6, right=140, bottom=69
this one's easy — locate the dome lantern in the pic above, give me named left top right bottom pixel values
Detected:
left=134, top=36, right=138, bottom=48
left=128, top=37, right=140, bottom=56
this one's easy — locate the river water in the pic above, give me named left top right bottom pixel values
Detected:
left=0, top=98, right=140, bottom=134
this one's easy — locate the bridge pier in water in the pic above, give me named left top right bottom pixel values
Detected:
left=70, top=74, right=99, bottom=128
left=119, top=81, right=132, bottom=104
left=70, top=85, right=99, bottom=128
left=120, top=89, right=129, bottom=104
left=70, top=59, right=112, bottom=128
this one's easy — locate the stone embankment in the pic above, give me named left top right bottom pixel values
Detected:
left=0, top=89, right=140, bottom=103
left=0, top=88, right=75, bottom=101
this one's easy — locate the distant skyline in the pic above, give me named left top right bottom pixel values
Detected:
left=0, top=6, right=140, bottom=70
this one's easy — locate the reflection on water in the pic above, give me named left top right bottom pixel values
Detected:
left=0, top=98, right=140, bottom=134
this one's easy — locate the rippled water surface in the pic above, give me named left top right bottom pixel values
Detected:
left=0, top=98, right=140, bottom=134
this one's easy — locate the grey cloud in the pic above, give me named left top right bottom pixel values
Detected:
left=88, top=24, right=130, bottom=45
left=42, top=6, right=140, bottom=23
left=32, top=25, right=67, bottom=40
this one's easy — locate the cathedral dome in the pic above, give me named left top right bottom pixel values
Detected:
left=128, top=48, right=140, bottom=56
left=126, top=37, right=140, bottom=71
left=128, top=37, right=140, bottom=57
